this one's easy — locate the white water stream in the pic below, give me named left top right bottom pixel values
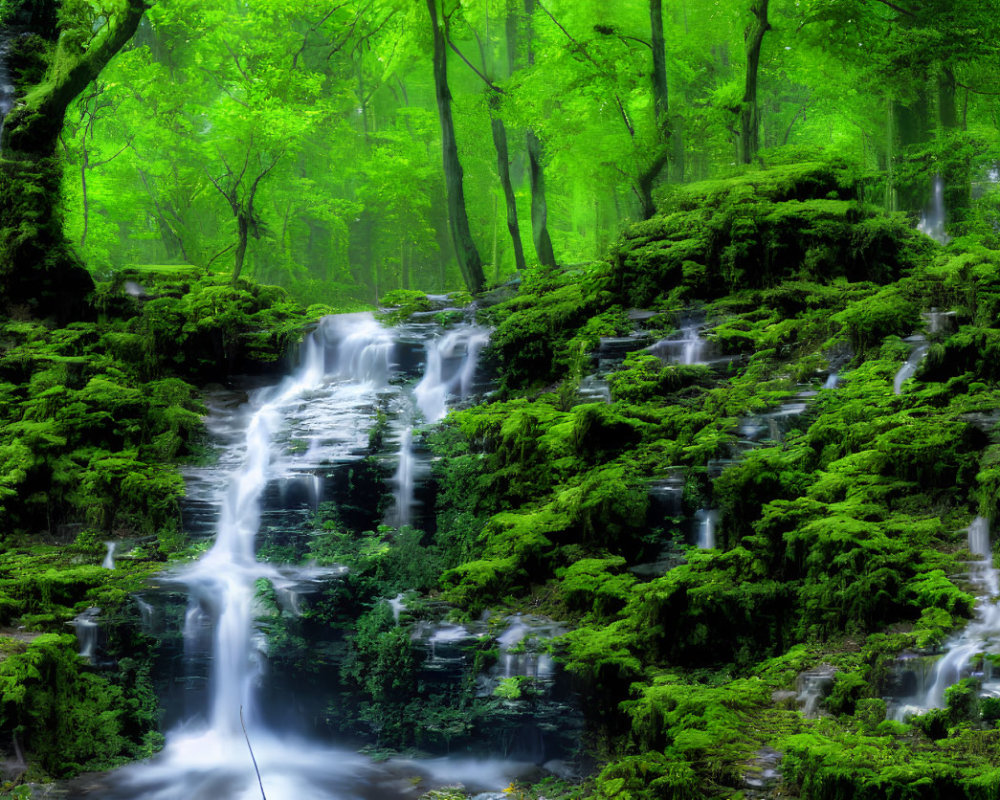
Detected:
left=0, top=33, right=14, bottom=151
left=649, top=322, right=709, bottom=366
left=893, top=517, right=1000, bottom=719
left=893, top=337, right=929, bottom=395
left=917, top=175, right=951, bottom=245
left=79, top=312, right=517, bottom=799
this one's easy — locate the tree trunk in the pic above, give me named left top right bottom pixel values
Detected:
left=491, top=114, right=526, bottom=273
left=650, top=0, right=669, bottom=134
left=426, top=0, right=485, bottom=293
left=938, top=66, right=969, bottom=224
left=670, top=113, right=686, bottom=182
left=80, top=153, right=90, bottom=248
left=893, top=88, right=930, bottom=211
left=0, top=1, right=146, bottom=320
left=632, top=0, right=672, bottom=219
left=233, top=214, right=249, bottom=284
left=523, top=0, right=556, bottom=267
left=739, top=0, right=769, bottom=164
left=526, top=130, right=556, bottom=268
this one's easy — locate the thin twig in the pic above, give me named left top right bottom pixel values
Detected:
left=240, top=706, right=267, bottom=800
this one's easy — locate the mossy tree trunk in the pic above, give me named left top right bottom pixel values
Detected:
left=739, top=0, right=769, bottom=165
left=0, top=0, right=149, bottom=320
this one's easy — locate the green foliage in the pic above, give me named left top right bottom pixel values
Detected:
left=0, top=634, right=158, bottom=776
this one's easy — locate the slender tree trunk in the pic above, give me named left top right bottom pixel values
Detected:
left=80, top=153, right=90, bottom=248
left=491, top=114, right=526, bottom=273
left=491, top=194, right=500, bottom=282
left=426, top=0, right=485, bottom=293
left=633, top=0, right=672, bottom=219
left=739, top=0, right=769, bottom=164
left=233, top=214, right=249, bottom=284
left=526, top=130, right=556, bottom=267
left=650, top=0, right=668, bottom=133
left=523, top=0, right=556, bottom=267
left=670, top=113, right=686, bottom=182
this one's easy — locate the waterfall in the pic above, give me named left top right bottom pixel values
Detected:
left=694, top=509, right=718, bottom=549
left=893, top=517, right=1000, bottom=718
left=391, top=323, right=488, bottom=525
left=917, top=175, right=951, bottom=245
left=893, top=338, right=929, bottom=395
left=102, top=541, right=117, bottom=569
left=72, top=607, right=101, bottom=662
left=650, top=322, right=708, bottom=366
left=0, top=33, right=14, bottom=151
left=92, top=311, right=532, bottom=799
left=389, top=426, right=415, bottom=527
left=414, top=326, right=490, bottom=423
left=387, top=593, right=406, bottom=624
left=824, top=372, right=838, bottom=389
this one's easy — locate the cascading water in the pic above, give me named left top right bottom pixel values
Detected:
left=388, top=426, right=416, bottom=527
left=414, top=326, right=491, bottom=423
left=0, top=33, right=15, bottom=151
left=649, top=322, right=709, bottom=366
left=694, top=509, right=718, bottom=549
left=82, top=311, right=525, bottom=800
left=893, top=337, right=929, bottom=395
left=892, top=517, right=1000, bottom=719
left=72, top=608, right=101, bottom=663
left=917, top=175, right=951, bottom=245
left=102, top=541, right=117, bottom=569
left=387, top=323, right=489, bottom=526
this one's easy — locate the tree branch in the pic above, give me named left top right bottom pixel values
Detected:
left=955, top=79, right=1000, bottom=97
left=90, top=136, right=135, bottom=169
left=535, top=0, right=634, bottom=137
left=446, top=36, right=505, bottom=93
left=864, top=0, right=916, bottom=17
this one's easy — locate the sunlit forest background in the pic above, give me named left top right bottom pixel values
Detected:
left=55, top=0, right=1000, bottom=304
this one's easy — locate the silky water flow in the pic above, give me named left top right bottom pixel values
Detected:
left=80, top=313, right=518, bottom=800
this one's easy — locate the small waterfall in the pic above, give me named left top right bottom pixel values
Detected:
left=796, top=666, right=837, bottom=718
left=917, top=175, right=951, bottom=245
left=893, top=338, right=929, bottom=395
left=135, top=598, right=155, bottom=632
left=694, top=509, right=718, bottom=549
left=102, top=541, right=117, bottom=569
left=578, top=374, right=612, bottom=404
left=389, top=427, right=415, bottom=527
left=895, top=517, right=1000, bottom=716
left=393, top=322, right=489, bottom=525
left=824, top=372, right=838, bottom=389
left=414, top=326, right=490, bottom=423
left=491, top=616, right=562, bottom=685
left=923, top=308, right=956, bottom=336
left=0, top=33, right=15, bottom=151
left=386, top=593, right=406, bottom=624
left=72, top=607, right=101, bottom=662
left=649, top=322, right=708, bottom=366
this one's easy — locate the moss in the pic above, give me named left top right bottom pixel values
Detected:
left=375, top=289, right=432, bottom=324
